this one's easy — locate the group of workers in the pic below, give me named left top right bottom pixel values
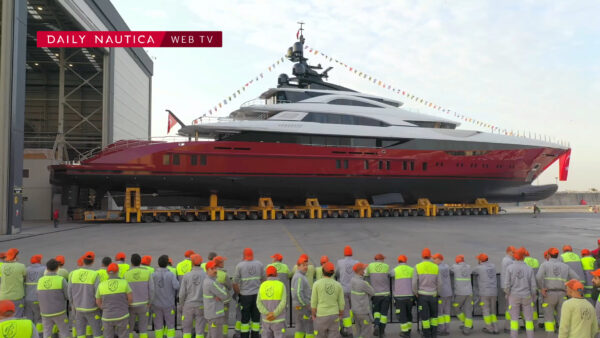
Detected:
left=1, top=241, right=600, bottom=338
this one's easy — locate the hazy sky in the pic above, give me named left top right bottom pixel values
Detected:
left=111, top=0, right=599, bottom=191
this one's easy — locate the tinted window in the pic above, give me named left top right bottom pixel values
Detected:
left=173, top=154, right=180, bottom=165
left=328, top=99, right=380, bottom=108
left=162, top=154, right=170, bottom=165
left=200, top=155, right=207, bottom=165
left=303, top=112, right=388, bottom=127
left=191, top=155, right=198, bottom=165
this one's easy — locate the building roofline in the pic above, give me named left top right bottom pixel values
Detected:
left=85, top=0, right=154, bottom=76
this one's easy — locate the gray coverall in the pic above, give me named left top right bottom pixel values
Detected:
left=473, top=261, right=498, bottom=333
left=450, top=262, right=473, bottom=330
left=536, top=258, right=579, bottom=334
left=350, top=274, right=374, bottom=338
left=437, top=262, right=453, bottom=335
left=24, top=263, right=45, bottom=332
left=152, top=267, right=179, bottom=337
left=505, top=261, right=537, bottom=338
left=179, top=266, right=207, bottom=338
left=291, top=270, right=313, bottom=338
left=37, top=272, right=70, bottom=338
left=233, top=259, right=265, bottom=338
left=336, top=256, right=358, bottom=334
left=203, top=274, right=229, bottom=338
left=501, top=254, right=515, bottom=331
left=124, top=266, right=155, bottom=337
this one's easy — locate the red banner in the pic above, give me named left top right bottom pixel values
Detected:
left=558, top=148, right=571, bottom=181
left=36, top=31, right=222, bottom=48
left=167, top=112, right=178, bottom=134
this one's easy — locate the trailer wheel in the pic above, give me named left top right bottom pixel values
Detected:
left=249, top=212, right=259, bottom=220
left=157, top=214, right=168, bottom=223
left=481, top=208, right=489, bottom=215
left=383, top=210, right=390, bottom=217
left=402, top=210, right=410, bottom=217
left=321, top=212, right=328, bottom=218
left=170, top=214, right=181, bottom=222
left=298, top=212, right=306, bottom=219
left=286, top=213, right=295, bottom=219
left=447, top=210, right=454, bottom=216
left=197, top=213, right=208, bottom=221
left=411, top=210, right=419, bottom=217
left=142, top=214, right=154, bottom=223
left=392, top=210, right=400, bottom=217
left=473, top=209, right=480, bottom=216
left=225, top=213, right=234, bottom=221
left=275, top=212, right=283, bottom=220
left=418, top=209, right=425, bottom=216
left=236, top=213, right=247, bottom=220
left=455, top=209, right=462, bottom=216
left=185, top=214, right=195, bottom=222
left=341, top=211, right=349, bottom=218
left=373, top=210, right=381, bottom=218
left=331, top=211, right=339, bottom=218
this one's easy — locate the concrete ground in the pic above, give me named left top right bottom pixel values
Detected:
left=4, top=211, right=600, bottom=337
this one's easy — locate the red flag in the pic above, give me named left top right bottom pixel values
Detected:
left=167, top=111, right=178, bottom=133
left=296, top=29, right=300, bottom=39
left=558, top=148, right=571, bottom=181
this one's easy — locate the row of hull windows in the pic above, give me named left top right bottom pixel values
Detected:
left=219, top=132, right=410, bottom=148
left=161, top=153, right=518, bottom=172
left=163, top=154, right=207, bottom=166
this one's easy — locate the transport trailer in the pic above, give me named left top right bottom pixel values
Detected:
left=83, top=188, right=500, bottom=223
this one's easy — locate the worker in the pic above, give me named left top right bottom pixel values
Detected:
left=233, top=247, right=265, bottom=338
left=266, top=253, right=291, bottom=327
left=96, top=263, right=133, bottom=338
left=201, top=252, right=217, bottom=271
left=560, top=245, right=585, bottom=283
left=0, top=300, right=39, bottom=337
left=115, top=252, right=130, bottom=278
left=291, top=255, right=313, bottom=338
left=24, top=254, right=44, bottom=333
left=257, top=265, right=287, bottom=338
left=0, top=248, right=27, bottom=317
left=123, top=253, right=154, bottom=338
left=450, top=254, right=473, bottom=335
left=536, top=247, right=579, bottom=335
left=166, top=258, right=177, bottom=276
left=350, top=262, right=374, bottom=338
left=505, top=247, right=536, bottom=338
left=591, top=239, right=600, bottom=261
left=412, top=248, right=441, bottom=338
left=53, top=255, right=69, bottom=280
left=311, top=261, right=344, bottom=338
left=315, top=256, right=329, bottom=281
left=37, top=258, right=69, bottom=337
left=69, top=251, right=102, bottom=338
left=177, top=250, right=195, bottom=281
left=391, top=255, right=414, bottom=338
left=557, top=279, right=598, bottom=338
left=179, top=253, right=206, bottom=338
left=590, top=268, right=600, bottom=324
left=98, top=257, right=112, bottom=282
left=580, top=249, right=596, bottom=301
left=544, top=250, right=550, bottom=261
left=152, top=255, right=180, bottom=338
left=501, top=246, right=516, bottom=333
left=214, top=255, right=233, bottom=337
left=203, top=260, right=229, bottom=338
left=292, top=254, right=316, bottom=288
left=523, top=249, right=540, bottom=328
left=472, top=253, right=499, bottom=334
left=141, top=255, right=155, bottom=273
left=335, top=245, right=358, bottom=336
left=365, top=253, right=390, bottom=337
left=432, top=253, right=452, bottom=336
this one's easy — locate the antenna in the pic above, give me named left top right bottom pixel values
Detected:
left=297, top=21, right=305, bottom=43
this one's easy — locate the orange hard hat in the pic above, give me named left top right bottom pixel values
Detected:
left=115, top=252, right=126, bottom=261
left=243, top=248, right=254, bottom=260
left=581, top=249, right=591, bottom=257
left=266, top=265, right=278, bottom=277
left=205, top=260, right=216, bottom=270
left=563, top=245, right=573, bottom=252
left=422, top=248, right=432, bottom=259
left=455, top=255, right=465, bottom=263
left=55, top=255, right=65, bottom=265
left=344, top=246, right=353, bottom=256
left=0, top=300, right=15, bottom=316
left=565, top=279, right=584, bottom=292
left=397, top=255, right=407, bottom=263
left=190, top=254, right=202, bottom=266
left=141, top=255, right=152, bottom=266
left=476, top=253, right=488, bottom=262
left=30, top=255, right=43, bottom=264
left=353, top=262, right=367, bottom=272
left=323, top=262, right=335, bottom=273
left=432, top=253, right=443, bottom=261
left=5, top=248, right=19, bottom=261
left=320, top=255, right=329, bottom=265
left=271, top=253, right=283, bottom=261
left=184, top=250, right=195, bottom=258
left=107, top=263, right=119, bottom=274
left=374, top=253, right=385, bottom=260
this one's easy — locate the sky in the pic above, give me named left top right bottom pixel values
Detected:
left=111, top=0, right=599, bottom=192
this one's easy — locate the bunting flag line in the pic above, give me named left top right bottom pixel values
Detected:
left=303, top=44, right=565, bottom=145
left=193, top=56, right=288, bottom=124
